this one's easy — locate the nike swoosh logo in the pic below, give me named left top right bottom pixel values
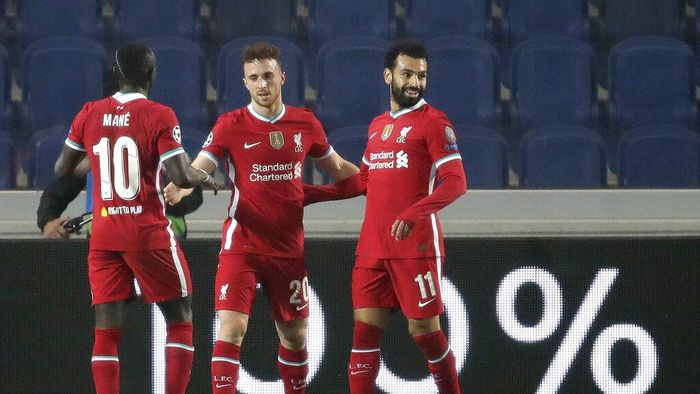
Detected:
left=369, top=132, right=378, bottom=139
left=296, top=303, right=308, bottom=311
left=418, top=298, right=435, bottom=308
left=350, top=370, right=369, bottom=375
left=215, top=383, right=232, bottom=388
left=243, top=141, right=261, bottom=149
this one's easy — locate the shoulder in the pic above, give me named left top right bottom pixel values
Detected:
left=370, top=111, right=391, bottom=125
left=422, top=105, right=451, bottom=125
left=213, top=108, right=246, bottom=129
left=286, top=105, right=320, bottom=123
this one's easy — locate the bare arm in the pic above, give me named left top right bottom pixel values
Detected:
left=163, top=154, right=218, bottom=205
left=54, top=145, right=86, bottom=179
left=162, top=152, right=218, bottom=191
left=314, top=151, right=359, bottom=181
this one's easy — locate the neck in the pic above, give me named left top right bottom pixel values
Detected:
left=119, top=84, right=148, bottom=96
left=251, top=98, right=284, bottom=119
left=389, top=97, right=402, bottom=113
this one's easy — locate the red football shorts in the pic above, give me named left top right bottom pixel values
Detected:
left=214, top=253, right=310, bottom=322
left=352, top=256, right=445, bottom=319
left=88, top=247, right=192, bottom=305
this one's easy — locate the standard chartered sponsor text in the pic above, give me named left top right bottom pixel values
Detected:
left=250, top=161, right=301, bottom=182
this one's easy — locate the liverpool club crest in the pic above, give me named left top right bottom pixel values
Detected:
left=269, top=131, right=284, bottom=149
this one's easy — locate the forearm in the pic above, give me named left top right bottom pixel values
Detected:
left=37, top=176, right=86, bottom=230
left=304, top=171, right=367, bottom=205
left=397, top=165, right=467, bottom=225
left=165, top=185, right=203, bottom=216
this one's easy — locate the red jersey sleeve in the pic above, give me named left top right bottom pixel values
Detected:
left=199, top=117, right=229, bottom=167
left=307, top=114, right=333, bottom=160
left=155, top=107, right=185, bottom=161
left=64, top=103, right=91, bottom=152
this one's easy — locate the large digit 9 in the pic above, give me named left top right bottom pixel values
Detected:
left=93, top=136, right=141, bottom=200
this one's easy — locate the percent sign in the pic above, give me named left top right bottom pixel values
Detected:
left=496, top=267, right=658, bottom=394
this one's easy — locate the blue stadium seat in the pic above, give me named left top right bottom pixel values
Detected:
left=138, top=37, right=207, bottom=128
left=25, top=126, right=68, bottom=188
left=18, top=0, right=103, bottom=48
left=0, top=130, right=15, bottom=188
left=327, top=125, right=369, bottom=144
left=426, top=36, right=499, bottom=127
left=316, top=37, right=389, bottom=130
left=510, top=36, right=596, bottom=132
left=211, top=0, right=298, bottom=47
left=114, top=0, right=199, bottom=42
left=618, top=125, right=700, bottom=188
left=599, top=0, right=683, bottom=47
left=308, top=0, right=393, bottom=52
left=404, top=0, right=491, bottom=41
left=217, top=36, right=304, bottom=113
left=22, top=37, right=106, bottom=132
left=456, top=125, right=509, bottom=189
left=179, top=126, right=207, bottom=158
left=0, top=44, right=10, bottom=127
left=501, top=0, right=588, bottom=46
left=520, top=125, right=607, bottom=188
left=608, top=36, right=695, bottom=135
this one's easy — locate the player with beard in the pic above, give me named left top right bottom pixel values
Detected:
left=304, top=39, right=467, bottom=393
left=163, top=42, right=358, bottom=393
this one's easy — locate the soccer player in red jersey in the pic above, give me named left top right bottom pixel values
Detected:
left=54, top=43, right=218, bottom=394
left=305, top=39, right=467, bottom=393
left=164, top=42, right=359, bottom=393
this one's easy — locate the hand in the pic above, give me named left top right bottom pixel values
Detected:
left=391, top=218, right=413, bottom=240
left=202, top=176, right=220, bottom=196
left=43, top=216, right=70, bottom=239
left=163, top=182, right=188, bottom=205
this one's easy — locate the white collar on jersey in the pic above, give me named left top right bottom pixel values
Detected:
left=247, top=103, right=286, bottom=123
left=390, top=98, right=427, bottom=119
left=112, top=92, right=147, bottom=104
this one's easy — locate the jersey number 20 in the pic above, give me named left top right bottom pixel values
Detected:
left=93, top=136, right=141, bottom=201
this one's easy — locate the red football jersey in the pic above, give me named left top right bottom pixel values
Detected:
left=201, top=104, right=332, bottom=258
left=65, top=93, right=185, bottom=251
left=356, top=99, right=463, bottom=259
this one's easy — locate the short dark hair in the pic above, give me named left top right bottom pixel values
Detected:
left=114, top=43, right=155, bottom=86
left=384, top=39, right=428, bottom=70
left=241, top=42, right=282, bottom=65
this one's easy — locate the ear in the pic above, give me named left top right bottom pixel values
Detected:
left=280, top=71, right=286, bottom=86
left=383, top=68, right=392, bottom=85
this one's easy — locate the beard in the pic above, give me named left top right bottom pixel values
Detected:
left=391, top=82, right=423, bottom=109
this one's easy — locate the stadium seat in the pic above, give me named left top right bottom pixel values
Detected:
left=510, top=36, right=596, bottom=132
left=519, top=125, right=607, bottom=188
left=18, top=0, right=103, bottom=49
left=138, top=37, right=207, bottom=128
left=315, top=37, right=389, bottom=130
left=404, top=0, right=491, bottom=41
left=598, top=0, right=683, bottom=47
left=0, top=130, right=14, bottom=188
left=22, top=37, right=106, bottom=132
left=456, top=125, right=509, bottom=189
left=426, top=36, right=499, bottom=127
left=327, top=125, right=369, bottom=144
left=617, top=125, right=700, bottom=188
left=608, top=36, right=695, bottom=136
left=25, top=126, right=68, bottom=188
left=0, top=44, right=10, bottom=127
left=180, top=126, right=207, bottom=158
left=211, top=0, right=298, bottom=47
left=114, top=0, right=199, bottom=42
left=308, top=0, right=393, bottom=52
left=500, top=0, right=588, bottom=46
left=217, top=36, right=304, bottom=113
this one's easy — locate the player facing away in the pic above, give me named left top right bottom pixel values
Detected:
left=54, top=43, right=219, bottom=394
left=304, top=39, right=467, bottom=393
left=163, top=42, right=359, bottom=393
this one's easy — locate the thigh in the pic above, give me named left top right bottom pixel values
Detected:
left=215, top=253, right=258, bottom=316
left=259, top=256, right=310, bottom=322
left=88, top=250, right=135, bottom=305
left=352, top=256, right=400, bottom=310
left=386, top=257, right=444, bottom=319
left=123, top=247, right=192, bottom=304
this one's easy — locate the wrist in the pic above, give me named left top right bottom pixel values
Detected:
left=197, top=168, right=210, bottom=183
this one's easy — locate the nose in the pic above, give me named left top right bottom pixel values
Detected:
left=259, top=78, right=267, bottom=88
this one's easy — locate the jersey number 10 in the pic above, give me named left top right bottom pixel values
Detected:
left=93, top=136, right=141, bottom=201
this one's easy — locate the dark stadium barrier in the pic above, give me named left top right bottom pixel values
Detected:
left=2, top=238, right=699, bottom=393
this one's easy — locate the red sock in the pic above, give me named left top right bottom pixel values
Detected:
left=165, top=322, right=194, bottom=394
left=212, top=340, right=240, bottom=393
left=92, top=328, right=122, bottom=394
left=413, top=331, right=461, bottom=394
left=348, top=321, right=383, bottom=394
left=278, top=344, right=308, bottom=393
